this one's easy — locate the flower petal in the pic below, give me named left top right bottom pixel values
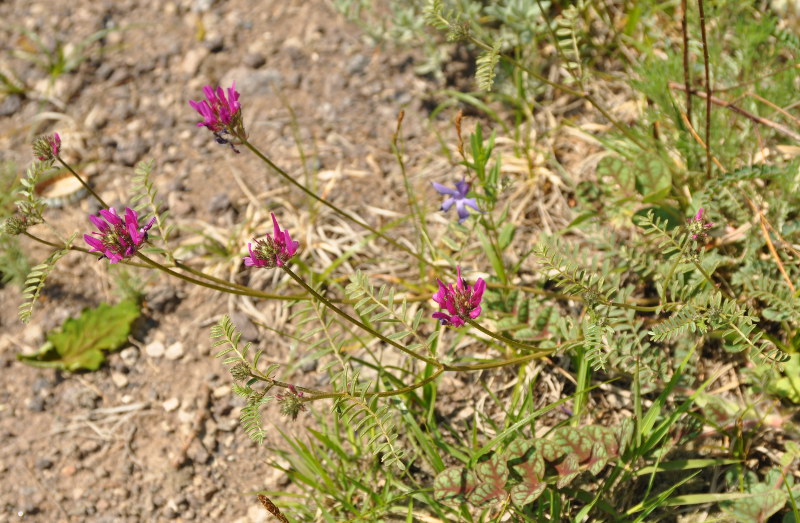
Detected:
left=432, top=182, right=459, bottom=196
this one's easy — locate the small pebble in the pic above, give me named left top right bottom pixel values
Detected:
left=120, top=347, right=139, bottom=366
left=165, top=342, right=184, bottom=360
left=35, top=458, right=54, bottom=470
left=212, top=385, right=231, bottom=399
left=111, top=371, right=129, bottom=388
left=163, top=398, right=180, bottom=412
left=243, top=52, right=266, bottom=69
left=26, top=396, right=45, bottom=412
left=146, top=341, right=165, bottom=358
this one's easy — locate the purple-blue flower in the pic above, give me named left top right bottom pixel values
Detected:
left=432, top=179, right=482, bottom=223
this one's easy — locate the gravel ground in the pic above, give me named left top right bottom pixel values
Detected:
left=0, top=0, right=449, bottom=520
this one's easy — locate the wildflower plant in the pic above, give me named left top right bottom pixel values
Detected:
left=189, top=82, right=246, bottom=152
left=8, top=2, right=800, bottom=520
left=84, top=208, right=156, bottom=263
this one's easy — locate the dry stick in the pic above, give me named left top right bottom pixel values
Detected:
left=697, top=0, right=712, bottom=179
left=669, top=83, right=800, bottom=143
left=678, top=112, right=796, bottom=293
left=681, top=0, right=692, bottom=126
left=746, top=91, right=800, bottom=127
left=753, top=205, right=795, bottom=293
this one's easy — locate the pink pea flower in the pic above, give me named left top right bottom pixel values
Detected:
left=189, top=82, right=246, bottom=151
left=243, top=213, right=299, bottom=269
left=84, top=207, right=156, bottom=263
left=432, top=266, right=486, bottom=327
left=33, top=133, right=61, bottom=161
left=688, top=208, right=714, bottom=241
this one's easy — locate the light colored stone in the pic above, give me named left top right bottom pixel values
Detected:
left=182, top=47, right=209, bottom=75
left=212, top=385, right=231, bottom=399
left=178, top=409, right=194, bottom=424
left=111, top=372, right=129, bottom=388
left=165, top=342, right=184, bottom=360
left=120, top=347, right=139, bottom=366
left=145, top=340, right=165, bottom=358
left=163, top=397, right=180, bottom=412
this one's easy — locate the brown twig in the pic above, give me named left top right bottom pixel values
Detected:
left=746, top=91, right=800, bottom=127
left=678, top=112, right=796, bottom=292
left=681, top=0, right=692, bottom=126
left=669, top=83, right=800, bottom=143
left=748, top=198, right=796, bottom=293
left=697, top=0, right=712, bottom=178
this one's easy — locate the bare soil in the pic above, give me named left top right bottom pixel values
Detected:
left=0, top=1, right=454, bottom=520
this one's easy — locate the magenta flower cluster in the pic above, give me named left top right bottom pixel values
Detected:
left=243, top=213, right=299, bottom=269
left=84, top=208, right=156, bottom=264
left=688, top=208, right=714, bottom=241
left=432, top=266, right=486, bottom=327
left=189, top=83, right=242, bottom=133
left=33, top=133, right=61, bottom=162
left=79, top=85, right=491, bottom=334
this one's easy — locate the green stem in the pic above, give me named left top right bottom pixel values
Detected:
left=135, top=253, right=298, bottom=301
left=444, top=349, right=554, bottom=371
left=242, top=139, right=436, bottom=269
left=301, top=367, right=446, bottom=401
left=282, top=266, right=442, bottom=368
left=466, top=318, right=547, bottom=352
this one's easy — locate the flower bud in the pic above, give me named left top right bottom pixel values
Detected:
left=230, top=362, right=251, bottom=382
left=275, top=385, right=306, bottom=421
left=32, top=133, right=60, bottom=162
left=4, top=215, right=28, bottom=236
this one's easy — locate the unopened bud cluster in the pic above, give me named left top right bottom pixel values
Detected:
left=4, top=215, right=29, bottom=236
left=276, top=385, right=306, bottom=420
left=32, top=133, right=61, bottom=162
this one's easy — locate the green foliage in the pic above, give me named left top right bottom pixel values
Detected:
left=768, top=354, right=800, bottom=404
left=17, top=300, right=140, bottom=371
left=210, top=315, right=282, bottom=445
left=18, top=242, right=72, bottom=324
left=475, top=44, right=500, bottom=91
left=433, top=424, right=630, bottom=509
left=130, top=160, right=173, bottom=260
left=12, top=25, right=118, bottom=81
left=331, top=369, right=406, bottom=471
left=721, top=469, right=800, bottom=523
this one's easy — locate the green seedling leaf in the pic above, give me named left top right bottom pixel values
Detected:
left=505, top=439, right=547, bottom=507
left=433, top=466, right=477, bottom=503
left=552, top=426, right=594, bottom=463
left=720, top=482, right=787, bottom=523
left=596, top=155, right=636, bottom=194
left=18, top=300, right=140, bottom=371
left=769, top=354, right=800, bottom=404
left=554, top=453, right=582, bottom=488
left=536, top=438, right=566, bottom=462
left=468, top=454, right=508, bottom=506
